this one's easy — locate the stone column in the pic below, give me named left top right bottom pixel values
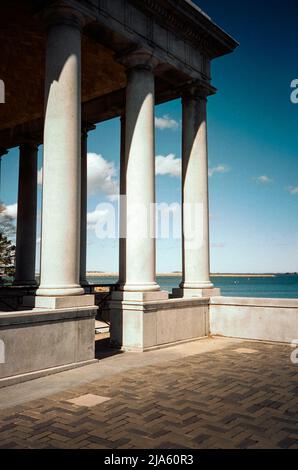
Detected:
left=80, top=123, right=95, bottom=287
left=110, top=51, right=167, bottom=351
left=116, top=50, right=166, bottom=299
left=14, top=143, right=38, bottom=286
left=118, top=114, right=126, bottom=286
left=36, top=7, right=84, bottom=297
left=174, top=85, right=220, bottom=298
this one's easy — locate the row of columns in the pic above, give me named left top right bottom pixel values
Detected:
left=9, top=124, right=93, bottom=291
left=5, top=5, right=215, bottom=299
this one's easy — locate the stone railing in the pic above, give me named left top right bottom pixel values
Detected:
left=210, top=297, right=298, bottom=344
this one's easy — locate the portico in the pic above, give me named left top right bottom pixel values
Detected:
left=0, top=0, right=238, bottom=381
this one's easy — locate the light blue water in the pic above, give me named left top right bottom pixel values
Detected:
left=87, top=274, right=298, bottom=299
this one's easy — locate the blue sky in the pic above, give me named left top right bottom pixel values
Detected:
left=1, top=0, right=297, bottom=273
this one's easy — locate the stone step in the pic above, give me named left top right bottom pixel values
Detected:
left=95, top=320, right=110, bottom=334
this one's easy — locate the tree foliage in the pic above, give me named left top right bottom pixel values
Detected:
left=0, top=203, right=16, bottom=280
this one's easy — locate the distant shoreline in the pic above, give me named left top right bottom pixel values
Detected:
left=85, top=272, right=289, bottom=278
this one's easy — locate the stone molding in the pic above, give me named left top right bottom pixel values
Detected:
left=210, top=296, right=298, bottom=309
left=0, top=306, right=97, bottom=327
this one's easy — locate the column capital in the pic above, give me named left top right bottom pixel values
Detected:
left=116, top=48, right=159, bottom=73
left=20, top=140, right=39, bottom=153
left=42, top=1, right=87, bottom=31
left=0, top=147, right=8, bottom=157
left=181, top=80, right=217, bottom=101
left=81, top=122, right=96, bottom=138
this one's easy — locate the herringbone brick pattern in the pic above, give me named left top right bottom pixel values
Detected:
left=0, top=341, right=297, bottom=449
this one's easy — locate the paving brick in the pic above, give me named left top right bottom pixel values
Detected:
left=0, top=340, right=297, bottom=449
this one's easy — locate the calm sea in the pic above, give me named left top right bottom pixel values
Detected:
left=87, top=274, right=298, bottom=299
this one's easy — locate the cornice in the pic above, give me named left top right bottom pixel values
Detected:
left=128, top=0, right=238, bottom=59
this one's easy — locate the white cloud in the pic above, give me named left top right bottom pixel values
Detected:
left=156, top=157, right=230, bottom=179
left=87, top=207, right=109, bottom=231
left=37, top=168, right=43, bottom=185
left=155, top=154, right=181, bottom=177
left=38, top=153, right=119, bottom=201
left=155, top=115, right=179, bottom=131
left=87, top=153, right=118, bottom=200
left=287, top=186, right=298, bottom=195
left=254, top=175, right=273, bottom=184
left=3, top=203, right=17, bottom=219
left=209, top=164, right=230, bottom=177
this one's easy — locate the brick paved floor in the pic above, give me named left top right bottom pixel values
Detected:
left=0, top=338, right=297, bottom=449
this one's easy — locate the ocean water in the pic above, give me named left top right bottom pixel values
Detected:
left=87, top=274, right=298, bottom=299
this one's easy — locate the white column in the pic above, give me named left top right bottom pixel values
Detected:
left=80, top=123, right=95, bottom=287
left=176, top=87, right=219, bottom=297
left=14, top=143, right=38, bottom=286
left=118, top=51, right=161, bottom=293
left=37, top=8, right=84, bottom=297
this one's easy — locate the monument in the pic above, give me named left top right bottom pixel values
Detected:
left=3, top=1, right=295, bottom=385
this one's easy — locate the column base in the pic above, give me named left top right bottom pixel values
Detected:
left=36, top=285, right=84, bottom=297
left=172, top=287, right=221, bottom=298
left=23, top=294, right=96, bottom=309
left=119, top=282, right=162, bottom=293
left=80, top=280, right=92, bottom=294
left=13, top=280, right=37, bottom=287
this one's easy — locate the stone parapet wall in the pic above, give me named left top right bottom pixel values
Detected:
left=0, top=306, right=97, bottom=387
left=210, top=297, right=298, bottom=344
